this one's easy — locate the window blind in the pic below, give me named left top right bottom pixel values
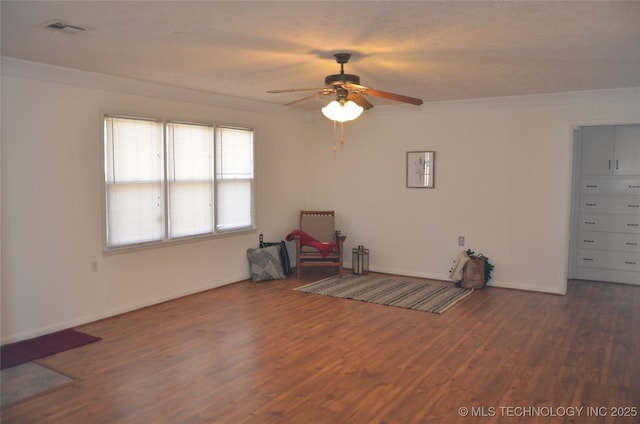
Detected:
left=104, top=116, right=164, bottom=247
left=216, top=127, right=253, bottom=230
left=167, top=122, right=215, bottom=238
left=103, top=116, right=254, bottom=250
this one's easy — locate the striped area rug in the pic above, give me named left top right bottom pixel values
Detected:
left=295, top=274, right=473, bottom=314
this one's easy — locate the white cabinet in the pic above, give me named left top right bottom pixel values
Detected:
left=573, top=125, right=640, bottom=285
left=577, top=231, right=640, bottom=252
left=615, top=125, right=640, bottom=175
left=578, top=213, right=640, bottom=233
left=581, top=126, right=615, bottom=175
left=581, top=125, right=640, bottom=176
left=580, top=178, right=640, bottom=195
left=579, top=195, right=640, bottom=214
left=576, top=250, right=640, bottom=273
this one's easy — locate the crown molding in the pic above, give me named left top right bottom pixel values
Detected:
left=1, top=56, right=290, bottom=115
left=3, top=56, right=638, bottom=118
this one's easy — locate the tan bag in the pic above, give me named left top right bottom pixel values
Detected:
left=461, top=255, right=485, bottom=289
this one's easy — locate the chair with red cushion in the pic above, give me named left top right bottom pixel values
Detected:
left=292, top=210, right=346, bottom=278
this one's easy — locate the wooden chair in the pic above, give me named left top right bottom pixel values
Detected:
left=294, top=211, right=346, bottom=278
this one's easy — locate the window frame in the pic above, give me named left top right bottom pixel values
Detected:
left=101, top=112, right=256, bottom=254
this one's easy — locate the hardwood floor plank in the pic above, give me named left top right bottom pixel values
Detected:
left=2, top=272, right=639, bottom=423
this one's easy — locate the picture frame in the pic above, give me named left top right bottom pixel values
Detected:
left=406, top=151, right=435, bottom=188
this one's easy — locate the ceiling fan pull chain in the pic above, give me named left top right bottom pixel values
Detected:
left=332, top=120, right=338, bottom=153
left=341, top=122, right=345, bottom=145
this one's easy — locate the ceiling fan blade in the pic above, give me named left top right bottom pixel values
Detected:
left=363, top=87, right=424, bottom=106
left=267, top=87, right=324, bottom=94
left=283, top=91, right=331, bottom=107
left=347, top=92, right=374, bottom=110
left=346, top=83, right=423, bottom=106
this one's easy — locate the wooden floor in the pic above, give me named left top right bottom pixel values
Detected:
left=2, top=270, right=639, bottom=423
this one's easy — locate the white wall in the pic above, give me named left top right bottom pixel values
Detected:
left=2, top=58, right=639, bottom=343
left=1, top=59, right=309, bottom=343
left=304, top=90, right=640, bottom=294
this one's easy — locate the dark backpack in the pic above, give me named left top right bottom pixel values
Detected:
left=259, top=234, right=292, bottom=276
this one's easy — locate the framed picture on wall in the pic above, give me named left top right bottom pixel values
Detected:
left=406, top=151, right=435, bottom=188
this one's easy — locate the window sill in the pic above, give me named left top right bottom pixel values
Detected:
left=103, top=227, right=258, bottom=256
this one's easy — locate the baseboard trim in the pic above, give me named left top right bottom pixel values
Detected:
left=364, top=265, right=566, bottom=295
left=1, top=275, right=247, bottom=345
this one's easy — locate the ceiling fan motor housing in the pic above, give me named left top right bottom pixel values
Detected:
left=325, top=52, right=360, bottom=87
left=325, top=73, right=360, bottom=86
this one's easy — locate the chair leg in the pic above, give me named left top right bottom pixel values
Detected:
left=295, top=237, right=301, bottom=279
left=337, top=235, right=345, bottom=277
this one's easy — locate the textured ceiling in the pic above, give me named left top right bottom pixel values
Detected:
left=2, top=1, right=640, bottom=110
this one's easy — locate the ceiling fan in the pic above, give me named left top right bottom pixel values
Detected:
left=267, top=53, right=424, bottom=118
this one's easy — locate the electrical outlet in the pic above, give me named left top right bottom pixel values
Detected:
left=458, top=236, right=465, bottom=246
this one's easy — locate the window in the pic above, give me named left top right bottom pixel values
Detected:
left=216, top=126, right=254, bottom=231
left=167, top=122, right=214, bottom=238
left=104, top=116, right=164, bottom=247
left=104, top=115, right=254, bottom=250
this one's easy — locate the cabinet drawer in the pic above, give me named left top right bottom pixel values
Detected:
left=578, top=231, right=640, bottom=252
left=580, top=195, right=640, bottom=214
left=581, top=178, right=640, bottom=195
left=579, top=213, right=640, bottom=233
left=577, top=249, right=640, bottom=272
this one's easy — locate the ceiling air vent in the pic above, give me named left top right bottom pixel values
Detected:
left=41, top=20, right=87, bottom=34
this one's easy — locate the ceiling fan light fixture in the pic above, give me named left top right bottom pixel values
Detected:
left=321, top=100, right=363, bottom=122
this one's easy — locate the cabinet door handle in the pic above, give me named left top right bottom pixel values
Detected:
left=585, top=203, right=597, bottom=206
left=616, top=160, right=619, bottom=170
left=586, top=184, right=597, bottom=188
left=630, top=185, right=640, bottom=189
left=625, top=242, right=638, bottom=246
left=628, top=223, right=639, bottom=227
left=584, top=221, right=596, bottom=225
left=629, top=204, right=639, bottom=208
left=582, top=257, right=594, bottom=261
left=583, top=239, right=595, bottom=243
left=624, top=261, right=637, bottom=265
left=608, top=160, right=612, bottom=170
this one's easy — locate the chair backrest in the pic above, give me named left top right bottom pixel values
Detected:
left=300, top=211, right=335, bottom=243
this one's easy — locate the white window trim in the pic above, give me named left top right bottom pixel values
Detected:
left=100, top=112, right=257, bottom=255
